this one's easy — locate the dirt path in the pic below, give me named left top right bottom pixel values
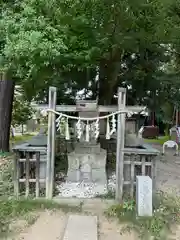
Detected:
left=16, top=211, right=67, bottom=240
left=11, top=205, right=137, bottom=240
left=98, top=215, right=137, bottom=240
left=151, top=144, right=180, bottom=195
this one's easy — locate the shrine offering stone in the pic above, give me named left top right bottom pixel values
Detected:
left=136, top=176, right=152, bottom=217
left=67, top=143, right=107, bottom=185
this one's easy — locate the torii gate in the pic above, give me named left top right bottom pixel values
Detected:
left=33, top=87, right=146, bottom=201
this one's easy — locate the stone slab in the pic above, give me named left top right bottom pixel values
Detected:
left=74, top=146, right=106, bottom=155
left=66, top=170, right=80, bottom=182
left=136, top=176, right=152, bottom=217
left=63, top=215, right=97, bottom=240
left=80, top=163, right=92, bottom=182
left=92, top=169, right=107, bottom=184
left=67, top=168, right=107, bottom=184
left=68, top=151, right=107, bottom=170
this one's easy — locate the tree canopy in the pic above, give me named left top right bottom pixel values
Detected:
left=0, top=0, right=175, bottom=104
left=1, top=0, right=180, bottom=150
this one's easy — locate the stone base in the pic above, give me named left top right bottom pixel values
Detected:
left=67, top=145, right=107, bottom=185
left=67, top=169, right=107, bottom=185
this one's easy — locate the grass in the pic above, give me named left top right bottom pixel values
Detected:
left=10, top=133, right=35, bottom=143
left=96, top=189, right=115, bottom=199
left=0, top=151, right=12, bottom=157
left=0, top=198, right=82, bottom=238
left=144, top=135, right=170, bottom=145
left=2, top=133, right=179, bottom=239
left=0, top=156, right=82, bottom=238
left=105, top=192, right=180, bottom=240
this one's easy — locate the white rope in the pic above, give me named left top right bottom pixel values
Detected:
left=41, top=107, right=145, bottom=141
left=65, top=118, right=70, bottom=140
left=94, top=119, right=99, bottom=139
left=41, top=108, right=142, bottom=120
left=76, top=118, right=82, bottom=139
left=110, top=114, right=116, bottom=135
left=85, top=120, right=90, bottom=142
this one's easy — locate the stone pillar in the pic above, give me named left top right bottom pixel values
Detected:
left=67, top=100, right=107, bottom=186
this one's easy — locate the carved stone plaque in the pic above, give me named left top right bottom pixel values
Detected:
left=80, top=163, right=92, bottom=182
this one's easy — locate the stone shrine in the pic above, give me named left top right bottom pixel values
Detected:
left=67, top=142, right=107, bottom=185
left=67, top=100, right=107, bottom=187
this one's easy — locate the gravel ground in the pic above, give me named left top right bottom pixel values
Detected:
left=151, top=144, right=180, bottom=195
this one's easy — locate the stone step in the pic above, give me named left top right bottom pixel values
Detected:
left=63, top=215, right=97, bottom=240
left=17, top=213, right=98, bottom=240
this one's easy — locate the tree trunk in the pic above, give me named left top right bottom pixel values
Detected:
left=0, top=74, right=15, bottom=152
left=98, top=60, right=121, bottom=105
left=176, top=109, right=179, bottom=127
left=151, top=111, right=155, bottom=126
left=98, top=48, right=124, bottom=105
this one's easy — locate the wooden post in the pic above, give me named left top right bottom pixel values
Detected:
left=14, top=151, right=20, bottom=198
left=130, top=155, right=135, bottom=198
left=141, top=156, right=146, bottom=176
left=176, top=108, right=178, bottom=127
left=116, top=88, right=126, bottom=202
left=152, top=156, right=157, bottom=195
left=36, top=152, right=40, bottom=198
left=46, top=87, right=57, bottom=199
left=25, top=152, right=30, bottom=198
